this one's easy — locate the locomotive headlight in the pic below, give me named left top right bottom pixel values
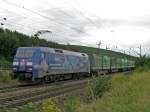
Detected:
left=28, top=68, right=32, bottom=71
left=13, top=67, right=17, bottom=71
left=26, top=62, right=33, bottom=66
left=13, top=62, right=19, bottom=66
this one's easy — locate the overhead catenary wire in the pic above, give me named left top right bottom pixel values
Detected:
left=0, top=0, right=98, bottom=42
left=1, top=19, right=136, bottom=56
left=0, top=0, right=98, bottom=46
left=71, top=0, right=106, bottom=28
left=0, top=19, right=124, bottom=52
left=0, top=18, right=96, bottom=47
left=0, top=8, right=72, bottom=37
left=0, top=7, right=82, bottom=42
left=66, top=0, right=132, bottom=50
left=0, top=0, right=75, bottom=30
left=42, top=0, right=74, bottom=18
left=0, top=7, right=55, bottom=28
left=41, top=0, right=114, bottom=49
left=43, top=0, right=102, bottom=31
left=62, top=0, right=125, bottom=51
left=0, top=17, right=134, bottom=56
left=62, top=0, right=102, bottom=30
left=0, top=4, right=56, bottom=30
left=0, top=20, right=40, bottom=33
left=0, top=0, right=143, bottom=56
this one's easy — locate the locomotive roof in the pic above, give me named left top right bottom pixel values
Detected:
left=17, top=47, right=88, bottom=57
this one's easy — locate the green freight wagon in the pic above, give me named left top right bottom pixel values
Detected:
left=111, top=57, right=118, bottom=72
left=124, top=58, right=128, bottom=69
left=121, top=58, right=125, bottom=69
left=87, top=50, right=135, bottom=75
left=102, top=55, right=111, bottom=70
left=88, top=53, right=111, bottom=74
left=89, top=53, right=103, bottom=72
left=117, top=58, right=122, bottom=70
left=119, top=57, right=128, bottom=71
left=128, top=60, right=135, bottom=70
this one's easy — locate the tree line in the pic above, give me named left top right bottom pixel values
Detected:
left=0, top=28, right=66, bottom=60
left=0, top=27, right=134, bottom=67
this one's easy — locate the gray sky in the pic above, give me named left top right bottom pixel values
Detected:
left=0, top=0, right=150, bottom=56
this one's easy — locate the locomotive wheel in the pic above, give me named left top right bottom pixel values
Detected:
left=55, top=75, right=60, bottom=82
left=44, top=75, right=50, bottom=82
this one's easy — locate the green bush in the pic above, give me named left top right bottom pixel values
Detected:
left=40, top=98, right=61, bottom=112
left=64, top=98, right=77, bottom=112
left=0, top=70, right=12, bottom=83
left=0, top=70, right=18, bottom=87
left=0, top=56, right=11, bottom=68
left=135, top=56, right=150, bottom=68
left=85, top=75, right=111, bottom=102
left=77, top=70, right=150, bottom=112
left=24, top=102, right=36, bottom=112
left=135, top=66, right=150, bottom=73
left=134, top=56, right=150, bottom=73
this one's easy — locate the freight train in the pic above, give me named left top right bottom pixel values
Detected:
left=12, top=47, right=135, bottom=82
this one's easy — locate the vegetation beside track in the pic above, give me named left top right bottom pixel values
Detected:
left=1, top=69, right=149, bottom=112
left=75, top=69, right=150, bottom=112
left=0, top=79, right=86, bottom=112
left=136, top=56, right=150, bottom=70
left=0, top=70, right=19, bottom=88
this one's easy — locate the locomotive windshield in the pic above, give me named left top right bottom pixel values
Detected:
left=16, top=49, right=35, bottom=58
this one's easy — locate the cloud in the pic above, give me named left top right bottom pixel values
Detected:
left=1, top=4, right=150, bottom=52
left=40, top=8, right=99, bottom=34
left=133, top=17, right=150, bottom=28
left=33, top=8, right=106, bottom=43
left=1, top=6, right=106, bottom=44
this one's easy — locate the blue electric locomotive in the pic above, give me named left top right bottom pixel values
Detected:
left=12, top=47, right=90, bottom=81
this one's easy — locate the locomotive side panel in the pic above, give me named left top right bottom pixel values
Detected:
left=67, top=55, right=90, bottom=73
left=48, top=53, right=74, bottom=74
left=45, top=49, right=90, bottom=75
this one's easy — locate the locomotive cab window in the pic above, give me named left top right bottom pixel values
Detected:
left=82, top=54, right=85, bottom=56
left=16, top=49, right=35, bottom=58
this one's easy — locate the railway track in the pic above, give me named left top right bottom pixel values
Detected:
left=0, top=70, right=134, bottom=109
left=0, top=84, right=35, bottom=93
left=0, top=78, right=87, bottom=93
left=0, top=79, right=88, bottom=108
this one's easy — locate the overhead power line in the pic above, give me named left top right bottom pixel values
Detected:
left=0, top=0, right=136, bottom=56
left=0, top=7, right=55, bottom=29
left=0, top=18, right=96, bottom=47
left=129, top=45, right=143, bottom=57
left=42, top=0, right=73, bottom=18
left=0, top=0, right=99, bottom=45
left=62, top=0, right=102, bottom=30
left=1, top=0, right=74, bottom=30
left=1, top=0, right=99, bottom=46
left=0, top=20, right=39, bottom=33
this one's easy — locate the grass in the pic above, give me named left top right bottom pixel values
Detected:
left=76, top=70, right=150, bottom=112
left=0, top=56, right=12, bottom=68
left=0, top=97, right=62, bottom=112
left=1, top=70, right=150, bottom=112
left=84, top=75, right=111, bottom=103
left=0, top=70, right=19, bottom=87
